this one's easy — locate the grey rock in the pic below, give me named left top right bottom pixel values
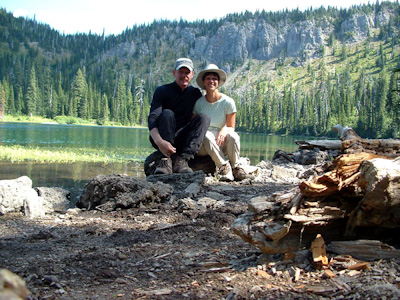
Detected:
left=0, top=176, right=32, bottom=215
left=0, top=176, right=47, bottom=218
left=204, top=191, right=231, bottom=201
left=177, top=198, right=204, bottom=212
left=35, top=187, right=71, bottom=213
left=147, top=171, right=205, bottom=199
left=78, top=174, right=173, bottom=211
left=248, top=196, right=275, bottom=214
left=197, top=197, right=225, bottom=210
left=23, top=192, right=44, bottom=218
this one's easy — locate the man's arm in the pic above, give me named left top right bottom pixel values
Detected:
left=148, top=86, right=177, bottom=158
left=150, top=127, right=176, bottom=158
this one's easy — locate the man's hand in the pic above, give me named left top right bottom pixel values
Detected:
left=150, top=127, right=176, bottom=158
left=157, top=139, right=176, bottom=158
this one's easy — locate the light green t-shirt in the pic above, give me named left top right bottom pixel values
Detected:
left=193, top=93, right=237, bottom=131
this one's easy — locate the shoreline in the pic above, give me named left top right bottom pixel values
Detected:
left=0, top=115, right=147, bottom=129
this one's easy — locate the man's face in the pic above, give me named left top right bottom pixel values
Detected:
left=173, top=67, right=194, bottom=90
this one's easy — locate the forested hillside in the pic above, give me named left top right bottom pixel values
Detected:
left=0, top=1, right=399, bottom=138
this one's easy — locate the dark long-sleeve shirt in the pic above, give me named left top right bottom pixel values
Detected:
left=148, top=81, right=202, bottom=131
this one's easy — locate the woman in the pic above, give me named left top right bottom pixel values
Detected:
left=193, top=64, right=247, bottom=181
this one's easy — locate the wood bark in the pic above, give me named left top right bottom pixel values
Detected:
left=232, top=125, right=400, bottom=257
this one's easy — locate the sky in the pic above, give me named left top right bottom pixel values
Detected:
left=0, top=0, right=393, bottom=36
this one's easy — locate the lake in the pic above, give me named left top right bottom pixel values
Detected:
left=0, top=122, right=306, bottom=201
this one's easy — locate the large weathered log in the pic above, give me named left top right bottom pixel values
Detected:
left=342, top=138, right=400, bottom=156
left=346, top=157, right=400, bottom=234
left=295, top=140, right=342, bottom=151
left=232, top=124, right=400, bottom=256
left=336, top=124, right=400, bottom=156
left=296, top=125, right=400, bottom=158
left=299, top=152, right=387, bottom=197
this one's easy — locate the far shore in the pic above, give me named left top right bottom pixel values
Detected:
left=0, top=115, right=146, bottom=129
left=0, top=115, right=149, bottom=163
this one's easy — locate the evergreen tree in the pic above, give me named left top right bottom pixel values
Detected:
left=115, top=74, right=127, bottom=124
left=126, top=85, right=134, bottom=125
left=98, top=93, right=109, bottom=125
left=42, top=66, right=53, bottom=117
left=0, top=83, right=5, bottom=119
left=8, top=84, right=15, bottom=115
left=72, top=68, right=88, bottom=118
left=387, top=71, right=400, bottom=136
left=374, top=70, right=389, bottom=137
left=15, top=86, right=24, bottom=114
left=25, top=66, right=39, bottom=116
left=56, top=73, right=66, bottom=116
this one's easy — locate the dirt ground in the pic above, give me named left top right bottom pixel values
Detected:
left=1, top=179, right=400, bottom=300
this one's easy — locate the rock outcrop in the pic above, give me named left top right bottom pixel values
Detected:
left=113, top=9, right=392, bottom=69
left=77, top=174, right=173, bottom=211
left=0, top=176, right=70, bottom=218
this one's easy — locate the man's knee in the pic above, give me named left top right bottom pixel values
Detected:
left=195, top=113, right=210, bottom=128
left=159, top=109, right=175, bottom=121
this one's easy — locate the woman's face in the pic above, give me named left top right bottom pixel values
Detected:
left=203, top=73, right=219, bottom=91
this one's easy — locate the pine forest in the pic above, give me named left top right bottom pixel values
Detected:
left=0, top=1, right=399, bottom=138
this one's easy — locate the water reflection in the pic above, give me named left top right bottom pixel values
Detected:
left=0, top=122, right=312, bottom=200
left=0, top=161, right=145, bottom=202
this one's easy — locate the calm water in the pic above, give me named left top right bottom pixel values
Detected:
left=0, top=122, right=304, bottom=200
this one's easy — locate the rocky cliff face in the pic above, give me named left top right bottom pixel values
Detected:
left=338, top=11, right=391, bottom=42
left=111, top=9, right=394, bottom=72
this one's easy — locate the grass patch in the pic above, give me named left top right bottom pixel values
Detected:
left=0, top=145, right=148, bottom=163
left=1, top=114, right=146, bottom=128
left=1, top=115, right=56, bottom=124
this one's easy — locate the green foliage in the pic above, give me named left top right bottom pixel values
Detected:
left=0, top=2, right=399, bottom=138
left=0, top=144, right=144, bottom=163
left=54, top=115, right=87, bottom=125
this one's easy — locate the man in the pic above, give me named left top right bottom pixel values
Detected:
left=148, top=58, right=210, bottom=175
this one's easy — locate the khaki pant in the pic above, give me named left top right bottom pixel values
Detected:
left=197, top=130, right=241, bottom=168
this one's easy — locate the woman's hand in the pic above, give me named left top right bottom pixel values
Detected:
left=216, top=127, right=232, bottom=146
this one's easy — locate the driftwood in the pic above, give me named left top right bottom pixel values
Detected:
left=295, top=140, right=342, bottom=151
left=327, top=240, right=400, bottom=261
left=232, top=125, right=400, bottom=257
left=296, top=124, right=400, bottom=157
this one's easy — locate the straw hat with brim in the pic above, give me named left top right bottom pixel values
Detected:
left=196, top=64, right=227, bottom=89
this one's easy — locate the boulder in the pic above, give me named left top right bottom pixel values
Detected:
left=147, top=171, right=205, bottom=199
left=0, top=177, right=71, bottom=217
left=0, top=176, right=43, bottom=218
left=77, top=174, right=173, bottom=211
left=34, top=187, right=71, bottom=213
left=0, top=176, right=32, bottom=215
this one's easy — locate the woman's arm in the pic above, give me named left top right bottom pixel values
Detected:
left=216, top=113, right=236, bottom=146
